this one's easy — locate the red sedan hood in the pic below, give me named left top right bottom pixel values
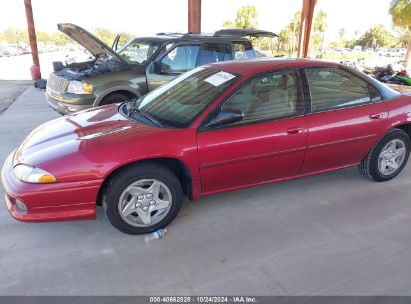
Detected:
left=14, top=105, right=166, bottom=167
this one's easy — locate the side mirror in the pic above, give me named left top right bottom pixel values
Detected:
left=205, top=110, right=244, bottom=128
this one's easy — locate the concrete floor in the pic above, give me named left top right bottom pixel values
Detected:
left=1, top=87, right=411, bottom=296
left=0, top=80, right=32, bottom=114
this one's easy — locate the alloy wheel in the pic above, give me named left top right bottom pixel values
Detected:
left=378, top=139, right=406, bottom=176
left=118, top=179, right=172, bottom=227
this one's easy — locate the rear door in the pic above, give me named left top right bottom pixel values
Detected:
left=196, top=42, right=233, bottom=65
left=301, top=67, right=388, bottom=174
left=146, top=43, right=201, bottom=91
left=232, top=41, right=257, bottom=60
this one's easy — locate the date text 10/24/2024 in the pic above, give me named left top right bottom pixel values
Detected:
left=149, top=296, right=257, bottom=303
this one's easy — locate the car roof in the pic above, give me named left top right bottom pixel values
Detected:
left=206, top=58, right=400, bottom=101
left=136, top=33, right=251, bottom=43
left=206, top=58, right=340, bottom=77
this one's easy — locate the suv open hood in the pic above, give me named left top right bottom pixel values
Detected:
left=214, top=28, right=278, bottom=38
left=58, top=23, right=125, bottom=63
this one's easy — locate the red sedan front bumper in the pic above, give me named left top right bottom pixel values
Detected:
left=1, top=151, right=102, bottom=222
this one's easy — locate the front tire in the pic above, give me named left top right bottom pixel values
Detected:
left=103, top=163, right=183, bottom=234
left=360, top=129, right=410, bottom=182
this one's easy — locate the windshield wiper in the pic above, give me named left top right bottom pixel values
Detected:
left=137, top=108, right=163, bottom=128
left=122, top=102, right=162, bottom=127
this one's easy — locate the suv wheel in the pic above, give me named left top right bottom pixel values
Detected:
left=100, top=92, right=133, bottom=105
left=103, top=163, right=184, bottom=234
left=360, top=129, right=410, bottom=181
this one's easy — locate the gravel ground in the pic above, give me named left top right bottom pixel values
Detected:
left=0, top=80, right=33, bottom=114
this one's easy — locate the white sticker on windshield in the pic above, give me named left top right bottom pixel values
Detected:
left=204, top=71, right=236, bottom=86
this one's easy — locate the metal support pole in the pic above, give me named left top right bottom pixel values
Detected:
left=297, top=0, right=317, bottom=58
left=24, top=0, right=41, bottom=80
left=188, top=0, right=201, bottom=33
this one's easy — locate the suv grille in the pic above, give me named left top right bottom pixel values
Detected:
left=47, top=73, right=68, bottom=93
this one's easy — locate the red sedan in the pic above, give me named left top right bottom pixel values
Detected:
left=2, top=59, right=410, bottom=234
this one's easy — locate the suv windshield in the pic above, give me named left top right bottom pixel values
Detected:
left=117, top=39, right=161, bottom=64
left=134, top=67, right=240, bottom=128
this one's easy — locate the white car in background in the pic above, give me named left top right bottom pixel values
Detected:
left=0, top=45, right=23, bottom=57
left=353, top=45, right=362, bottom=53
left=376, top=48, right=388, bottom=57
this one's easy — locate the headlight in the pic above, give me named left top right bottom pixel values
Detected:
left=13, top=164, right=57, bottom=184
left=67, top=81, right=93, bottom=94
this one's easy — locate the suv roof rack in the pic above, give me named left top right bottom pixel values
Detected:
left=181, top=32, right=216, bottom=38
left=214, top=28, right=278, bottom=38
left=156, top=32, right=184, bottom=36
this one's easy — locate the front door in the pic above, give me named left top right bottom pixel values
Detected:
left=146, top=43, right=201, bottom=91
left=197, top=69, right=307, bottom=194
left=300, top=67, right=388, bottom=173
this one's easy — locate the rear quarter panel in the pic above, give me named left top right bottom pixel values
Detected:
left=384, top=95, right=411, bottom=129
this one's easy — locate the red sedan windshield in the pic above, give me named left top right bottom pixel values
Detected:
left=137, top=67, right=240, bottom=128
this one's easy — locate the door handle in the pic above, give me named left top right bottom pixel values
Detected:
left=369, top=113, right=383, bottom=120
left=286, top=127, right=303, bottom=135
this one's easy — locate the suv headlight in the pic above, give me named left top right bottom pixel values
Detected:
left=67, top=81, right=93, bottom=94
left=13, top=164, right=57, bottom=183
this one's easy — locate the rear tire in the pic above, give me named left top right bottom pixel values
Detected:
left=359, top=129, right=410, bottom=182
left=103, top=162, right=183, bottom=235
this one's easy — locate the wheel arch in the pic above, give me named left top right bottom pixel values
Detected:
left=94, top=86, right=142, bottom=106
left=96, top=157, right=194, bottom=206
left=393, top=123, right=411, bottom=141
left=359, top=123, right=411, bottom=162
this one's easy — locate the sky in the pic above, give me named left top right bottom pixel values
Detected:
left=0, top=0, right=394, bottom=41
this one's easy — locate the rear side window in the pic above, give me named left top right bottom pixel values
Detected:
left=233, top=41, right=256, bottom=60
left=196, top=43, right=232, bottom=66
left=305, top=67, right=381, bottom=112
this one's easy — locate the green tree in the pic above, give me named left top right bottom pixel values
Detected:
left=338, top=28, right=347, bottom=48
left=312, top=10, right=327, bottom=54
left=390, top=0, right=411, bottom=67
left=338, top=28, right=346, bottom=43
left=393, top=27, right=410, bottom=47
left=222, top=20, right=234, bottom=28
left=291, top=11, right=302, bottom=49
left=2, top=27, right=29, bottom=44
left=118, top=32, right=135, bottom=48
left=94, top=27, right=116, bottom=46
left=94, top=28, right=134, bottom=48
left=358, top=25, right=394, bottom=49
left=36, top=31, right=51, bottom=44
left=50, top=32, right=71, bottom=46
left=278, top=27, right=292, bottom=54
left=279, top=11, right=301, bottom=55
left=234, top=5, right=258, bottom=28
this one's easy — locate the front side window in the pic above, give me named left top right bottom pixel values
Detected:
left=233, top=41, right=256, bottom=60
left=136, top=67, right=240, bottom=128
left=117, top=39, right=161, bottom=64
left=221, top=70, right=300, bottom=125
left=196, top=43, right=233, bottom=66
left=305, top=67, right=381, bottom=112
left=161, top=45, right=200, bottom=74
